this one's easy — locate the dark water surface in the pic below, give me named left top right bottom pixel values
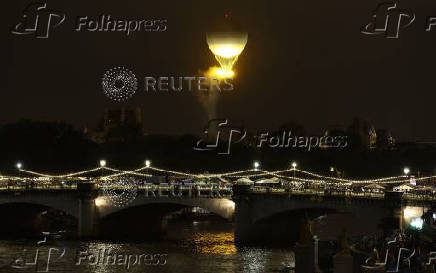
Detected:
left=0, top=220, right=295, bottom=273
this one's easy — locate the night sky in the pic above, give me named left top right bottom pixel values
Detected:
left=3, top=0, right=436, bottom=140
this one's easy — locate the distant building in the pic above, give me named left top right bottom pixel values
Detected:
left=102, top=107, right=142, bottom=131
left=320, top=125, right=347, bottom=149
left=85, top=107, right=144, bottom=143
left=376, top=129, right=395, bottom=150
left=347, top=118, right=377, bottom=150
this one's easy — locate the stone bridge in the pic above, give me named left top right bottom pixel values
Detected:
left=232, top=185, right=436, bottom=243
left=0, top=183, right=434, bottom=242
left=0, top=183, right=234, bottom=238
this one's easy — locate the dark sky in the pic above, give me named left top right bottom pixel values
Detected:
left=2, top=0, right=436, bottom=140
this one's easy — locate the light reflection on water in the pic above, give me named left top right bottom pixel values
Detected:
left=0, top=221, right=295, bottom=273
left=189, top=232, right=237, bottom=255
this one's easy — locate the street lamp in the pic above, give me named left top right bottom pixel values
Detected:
left=99, top=160, right=106, bottom=178
left=16, top=162, right=23, bottom=183
left=403, top=167, right=410, bottom=175
left=253, top=161, right=260, bottom=170
left=16, top=162, right=22, bottom=170
left=291, top=161, right=297, bottom=180
left=99, top=160, right=106, bottom=167
left=145, top=160, right=151, bottom=167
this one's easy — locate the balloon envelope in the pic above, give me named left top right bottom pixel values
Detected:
left=206, top=32, right=248, bottom=73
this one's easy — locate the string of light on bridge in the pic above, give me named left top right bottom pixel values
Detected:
left=2, top=162, right=436, bottom=185
left=18, top=167, right=103, bottom=178
left=225, top=169, right=415, bottom=184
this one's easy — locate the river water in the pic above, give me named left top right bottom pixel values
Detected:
left=0, top=220, right=295, bottom=273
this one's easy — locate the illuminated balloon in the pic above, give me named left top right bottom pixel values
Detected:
left=206, top=32, right=248, bottom=76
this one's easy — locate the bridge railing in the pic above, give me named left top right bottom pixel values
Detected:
left=403, top=193, right=436, bottom=201
left=251, top=187, right=385, bottom=198
left=0, top=183, right=234, bottom=197
left=0, top=182, right=434, bottom=201
left=0, top=183, right=77, bottom=191
left=248, top=187, right=436, bottom=201
left=132, top=184, right=234, bottom=197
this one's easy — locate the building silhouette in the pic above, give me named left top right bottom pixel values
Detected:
left=84, top=107, right=144, bottom=143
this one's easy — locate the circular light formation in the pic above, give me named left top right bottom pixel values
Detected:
left=99, top=160, right=106, bottom=167
left=292, top=161, right=297, bottom=168
left=403, top=167, right=410, bottom=175
left=145, top=160, right=151, bottom=167
left=253, top=161, right=260, bottom=169
left=100, top=176, right=138, bottom=207
left=16, top=162, right=22, bottom=169
left=102, top=66, right=138, bottom=102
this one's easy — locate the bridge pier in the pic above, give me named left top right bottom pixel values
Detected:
left=384, top=191, right=404, bottom=232
left=77, top=182, right=97, bottom=239
left=232, top=184, right=254, bottom=243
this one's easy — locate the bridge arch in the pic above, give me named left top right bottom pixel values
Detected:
left=0, top=191, right=79, bottom=218
left=94, top=196, right=235, bottom=240
left=233, top=193, right=395, bottom=243
left=95, top=195, right=235, bottom=220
